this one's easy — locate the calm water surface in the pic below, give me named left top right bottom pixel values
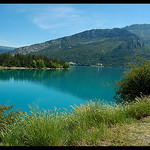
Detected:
left=0, top=66, right=125, bottom=113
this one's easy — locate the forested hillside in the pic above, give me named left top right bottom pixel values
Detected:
left=9, top=25, right=150, bottom=67
left=122, top=24, right=150, bottom=47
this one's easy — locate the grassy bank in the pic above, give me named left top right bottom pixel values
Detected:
left=0, top=96, right=150, bottom=146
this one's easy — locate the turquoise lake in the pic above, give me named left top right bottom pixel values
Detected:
left=0, top=66, right=125, bottom=113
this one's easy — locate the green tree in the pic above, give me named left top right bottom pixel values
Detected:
left=36, top=59, right=46, bottom=69
left=63, top=62, right=70, bottom=69
left=0, top=53, right=12, bottom=67
left=0, top=53, right=69, bottom=69
left=114, top=57, right=150, bottom=103
left=14, top=54, right=21, bottom=67
left=32, top=60, right=37, bottom=68
left=47, top=61, right=57, bottom=68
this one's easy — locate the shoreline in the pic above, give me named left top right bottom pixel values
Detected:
left=0, top=66, right=69, bottom=70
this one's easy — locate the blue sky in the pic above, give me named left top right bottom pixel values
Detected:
left=1, top=4, right=150, bottom=48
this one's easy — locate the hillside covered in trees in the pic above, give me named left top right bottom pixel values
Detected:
left=9, top=26, right=150, bottom=67
left=122, top=24, right=150, bottom=47
left=0, top=53, right=70, bottom=69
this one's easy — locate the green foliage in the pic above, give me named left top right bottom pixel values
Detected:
left=9, top=28, right=149, bottom=67
left=49, top=61, right=57, bottom=68
left=1, top=105, right=69, bottom=146
left=36, top=59, right=46, bottom=69
left=32, top=60, right=37, bottom=68
left=0, top=53, right=69, bottom=69
left=114, top=57, right=150, bottom=103
left=0, top=104, right=21, bottom=143
left=63, top=62, right=70, bottom=69
left=0, top=104, right=21, bottom=129
left=122, top=24, right=150, bottom=47
left=27, top=28, right=149, bottom=67
left=34, top=36, right=148, bottom=67
left=124, top=96, right=150, bottom=119
left=1, top=97, right=150, bottom=146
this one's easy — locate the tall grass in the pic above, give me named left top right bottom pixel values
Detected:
left=1, top=97, right=150, bottom=146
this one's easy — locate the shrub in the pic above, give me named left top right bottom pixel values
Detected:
left=32, top=60, right=37, bottom=68
left=1, top=105, right=69, bottom=146
left=63, top=62, right=70, bottom=69
left=125, top=96, right=150, bottom=120
left=114, top=57, right=150, bottom=103
left=0, top=104, right=21, bottom=143
left=0, top=104, right=21, bottom=130
left=36, top=59, right=46, bottom=69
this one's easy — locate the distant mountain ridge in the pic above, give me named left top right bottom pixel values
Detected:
left=0, top=46, right=16, bottom=54
left=9, top=24, right=150, bottom=67
left=122, top=24, right=150, bottom=47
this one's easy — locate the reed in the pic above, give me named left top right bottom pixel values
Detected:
left=1, top=97, right=150, bottom=146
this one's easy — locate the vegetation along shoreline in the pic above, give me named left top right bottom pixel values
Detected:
left=0, top=57, right=150, bottom=146
left=0, top=53, right=70, bottom=69
left=0, top=66, right=69, bottom=70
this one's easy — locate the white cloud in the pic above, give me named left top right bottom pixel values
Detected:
left=31, top=5, right=85, bottom=30
left=0, top=39, right=28, bottom=48
left=14, top=4, right=112, bottom=31
left=0, top=39, right=11, bottom=46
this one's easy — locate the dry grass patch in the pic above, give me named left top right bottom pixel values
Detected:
left=123, top=116, right=150, bottom=146
left=100, top=116, right=150, bottom=146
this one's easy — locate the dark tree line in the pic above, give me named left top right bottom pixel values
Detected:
left=0, top=53, right=70, bottom=69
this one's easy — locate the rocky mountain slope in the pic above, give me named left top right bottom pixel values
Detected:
left=9, top=26, right=150, bottom=67
left=122, top=24, right=150, bottom=46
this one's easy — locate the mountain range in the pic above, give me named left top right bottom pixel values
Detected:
left=0, top=46, right=16, bottom=54
left=122, top=24, right=150, bottom=47
left=8, top=24, right=150, bottom=67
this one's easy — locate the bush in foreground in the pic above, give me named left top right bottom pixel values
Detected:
left=0, top=104, right=21, bottom=143
left=1, top=97, right=150, bottom=146
left=114, top=57, right=150, bottom=103
left=0, top=104, right=21, bottom=130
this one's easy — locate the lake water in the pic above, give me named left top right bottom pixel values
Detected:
left=0, top=66, right=125, bottom=113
